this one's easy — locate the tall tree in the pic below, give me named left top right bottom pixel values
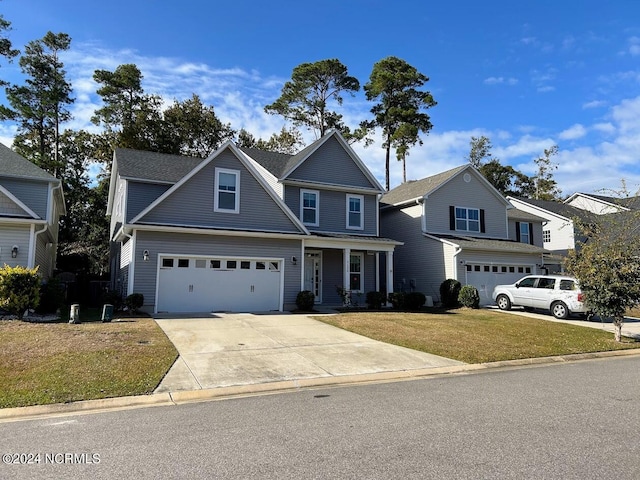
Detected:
left=533, top=145, right=561, bottom=200
left=565, top=207, right=640, bottom=341
left=236, top=127, right=305, bottom=155
left=363, top=56, right=436, bottom=189
left=4, top=32, right=73, bottom=176
left=0, top=10, right=19, bottom=86
left=466, top=136, right=535, bottom=197
left=162, top=94, right=235, bottom=158
left=265, top=58, right=360, bottom=139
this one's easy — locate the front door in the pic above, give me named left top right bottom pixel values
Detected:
left=304, top=251, right=322, bottom=303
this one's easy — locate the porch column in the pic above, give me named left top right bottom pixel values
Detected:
left=386, top=251, right=394, bottom=304
left=343, top=247, right=351, bottom=301
left=375, top=253, right=380, bottom=292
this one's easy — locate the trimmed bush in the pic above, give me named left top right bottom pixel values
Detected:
left=366, top=291, right=386, bottom=309
left=459, top=285, right=480, bottom=309
left=388, top=292, right=406, bottom=310
left=0, top=265, right=40, bottom=319
left=36, top=277, right=65, bottom=314
left=405, top=292, right=427, bottom=310
left=124, top=293, right=144, bottom=314
left=101, top=290, right=123, bottom=311
left=440, top=279, right=461, bottom=308
left=296, top=290, right=315, bottom=311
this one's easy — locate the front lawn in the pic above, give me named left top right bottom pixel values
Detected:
left=315, top=309, right=639, bottom=364
left=0, top=317, right=178, bottom=409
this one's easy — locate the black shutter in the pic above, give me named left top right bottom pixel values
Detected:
left=529, top=223, right=534, bottom=245
left=515, top=221, right=521, bottom=242
left=480, top=209, right=486, bottom=233
left=449, top=206, right=455, bottom=230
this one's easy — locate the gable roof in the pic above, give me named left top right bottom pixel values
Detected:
left=510, top=197, right=596, bottom=223
left=0, top=143, right=58, bottom=182
left=128, top=142, right=309, bottom=234
left=238, top=147, right=293, bottom=178
left=114, top=148, right=203, bottom=183
left=0, top=184, right=40, bottom=218
left=565, top=192, right=640, bottom=211
left=507, top=208, right=547, bottom=222
left=380, top=165, right=468, bottom=206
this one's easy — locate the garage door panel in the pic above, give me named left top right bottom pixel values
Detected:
left=465, top=263, right=534, bottom=306
left=157, top=256, right=282, bottom=313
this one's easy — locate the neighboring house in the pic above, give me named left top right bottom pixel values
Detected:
left=380, top=165, right=551, bottom=306
left=507, top=196, right=595, bottom=260
left=106, top=131, right=400, bottom=314
left=0, top=143, right=65, bottom=278
left=564, top=192, right=640, bottom=215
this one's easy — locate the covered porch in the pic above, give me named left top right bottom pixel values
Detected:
left=300, top=234, right=401, bottom=307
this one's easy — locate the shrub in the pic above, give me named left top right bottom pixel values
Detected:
left=296, top=290, right=315, bottom=311
left=440, top=279, right=461, bottom=308
left=124, top=293, right=144, bottom=314
left=36, top=277, right=65, bottom=314
left=102, top=289, right=123, bottom=311
left=388, top=292, right=406, bottom=310
left=366, top=291, right=386, bottom=309
left=0, top=265, right=40, bottom=319
left=405, top=292, right=427, bottom=310
left=459, top=285, right=480, bottom=309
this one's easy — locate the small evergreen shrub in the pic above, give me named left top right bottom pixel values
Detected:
left=388, top=292, right=406, bottom=310
left=459, top=285, right=480, bottom=309
left=440, top=279, right=462, bottom=308
left=366, top=291, right=386, bottom=309
left=405, top=292, right=427, bottom=310
left=0, top=265, right=41, bottom=319
left=296, top=290, right=315, bottom=311
left=36, top=277, right=65, bottom=314
left=124, top=293, right=144, bottom=313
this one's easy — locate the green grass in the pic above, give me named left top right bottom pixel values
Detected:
left=0, top=317, right=178, bottom=409
left=314, top=309, right=640, bottom=364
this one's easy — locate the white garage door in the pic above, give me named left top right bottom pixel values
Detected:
left=465, top=263, right=534, bottom=306
left=156, top=256, right=283, bottom=313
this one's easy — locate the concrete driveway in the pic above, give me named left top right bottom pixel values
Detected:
left=154, top=312, right=464, bottom=393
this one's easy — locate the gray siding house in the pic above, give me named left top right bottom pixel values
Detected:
left=107, top=131, right=400, bottom=314
left=380, top=165, right=551, bottom=306
left=0, top=143, right=65, bottom=278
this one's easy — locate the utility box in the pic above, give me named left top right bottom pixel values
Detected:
left=101, top=304, right=114, bottom=323
left=69, top=304, right=80, bottom=324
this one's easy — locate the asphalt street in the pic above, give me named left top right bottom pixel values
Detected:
left=1, top=356, right=639, bottom=479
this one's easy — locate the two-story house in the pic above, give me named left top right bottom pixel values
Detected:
left=106, top=131, right=400, bottom=314
left=380, top=165, right=551, bottom=306
left=0, top=143, right=65, bottom=278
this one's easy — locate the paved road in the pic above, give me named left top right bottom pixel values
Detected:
left=1, top=356, right=640, bottom=479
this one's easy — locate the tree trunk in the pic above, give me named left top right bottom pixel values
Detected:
left=402, top=155, right=406, bottom=183
left=385, top=144, right=391, bottom=191
left=614, top=316, right=623, bottom=342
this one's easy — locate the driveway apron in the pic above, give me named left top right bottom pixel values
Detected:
left=154, top=313, right=464, bottom=393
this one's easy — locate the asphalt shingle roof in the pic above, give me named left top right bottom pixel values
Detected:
left=578, top=193, right=640, bottom=210
left=434, top=233, right=551, bottom=254
left=380, top=165, right=468, bottom=206
left=239, top=147, right=294, bottom=178
left=512, top=197, right=596, bottom=223
left=114, top=148, right=203, bottom=183
left=507, top=208, right=548, bottom=222
left=0, top=143, right=58, bottom=181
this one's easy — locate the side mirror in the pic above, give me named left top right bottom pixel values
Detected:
left=515, top=283, right=520, bottom=289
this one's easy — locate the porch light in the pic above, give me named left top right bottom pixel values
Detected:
left=143, top=250, right=150, bottom=261
left=291, top=256, right=298, bottom=265
left=11, top=245, right=18, bottom=258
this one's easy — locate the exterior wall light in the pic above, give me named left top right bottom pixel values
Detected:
left=11, top=245, right=18, bottom=258
left=143, top=250, right=150, bottom=261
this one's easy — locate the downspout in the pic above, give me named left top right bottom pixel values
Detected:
left=31, top=223, right=48, bottom=271
left=453, top=246, right=463, bottom=282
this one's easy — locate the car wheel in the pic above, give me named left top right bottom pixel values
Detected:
left=496, top=294, right=511, bottom=311
left=551, top=301, right=569, bottom=319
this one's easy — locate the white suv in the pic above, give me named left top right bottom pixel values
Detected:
left=492, top=275, right=588, bottom=319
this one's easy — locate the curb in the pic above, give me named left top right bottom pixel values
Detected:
left=3, top=348, right=640, bottom=422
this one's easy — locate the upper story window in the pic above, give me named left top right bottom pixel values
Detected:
left=543, top=230, right=551, bottom=243
left=214, top=168, right=240, bottom=213
left=301, top=189, right=319, bottom=226
left=519, top=222, right=530, bottom=244
left=455, top=207, right=480, bottom=232
left=346, top=194, right=364, bottom=230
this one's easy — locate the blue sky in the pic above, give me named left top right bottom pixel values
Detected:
left=2, top=0, right=640, bottom=195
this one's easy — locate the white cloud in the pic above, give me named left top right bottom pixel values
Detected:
left=628, top=36, right=640, bottom=56
left=559, top=124, right=587, bottom=140
left=484, top=76, right=518, bottom=86
left=582, top=100, right=607, bottom=109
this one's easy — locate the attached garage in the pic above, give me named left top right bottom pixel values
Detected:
left=464, top=263, right=534, bottom=306
left=156, top=255, right=283, bottom=313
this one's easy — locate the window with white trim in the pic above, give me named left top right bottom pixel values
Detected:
left=346, top=194, right=364, bottom=230
left=519, top=222, right=530, bottom=244
left=301, top=189, right=319, bottom=226
left=214, top=168, right=240, bottom=213
left=543, top=230, right=551, bottom=243
left=349, top=253, right=363, bottom=292
left=455, top=207, right=480, bottom=232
